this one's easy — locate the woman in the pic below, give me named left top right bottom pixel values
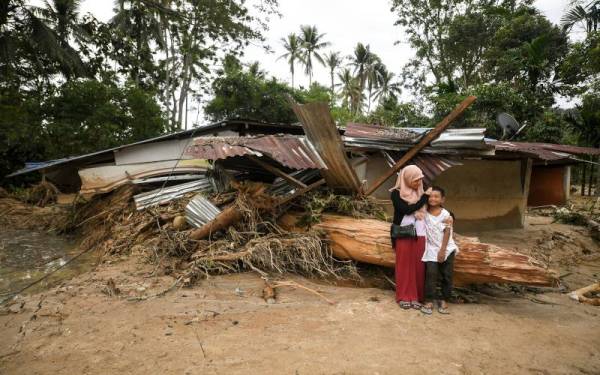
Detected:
left=390, top=165, right=431, bottom=310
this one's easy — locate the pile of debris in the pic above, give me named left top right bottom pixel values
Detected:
left=2, top=98, right=561, bottom=293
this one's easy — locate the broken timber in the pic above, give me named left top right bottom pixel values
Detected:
left=364, top=95, right=477, bottom=196
left=290, top=101, right=361, bottom=193
left=279, top=213, right=558, bottom=287
left=189, top=179, right=326, bottom=241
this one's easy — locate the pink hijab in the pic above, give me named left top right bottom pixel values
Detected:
left=390, top=165, right=426, bottom=219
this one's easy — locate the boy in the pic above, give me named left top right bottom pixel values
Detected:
left=421, top=186, right=458, bottom=315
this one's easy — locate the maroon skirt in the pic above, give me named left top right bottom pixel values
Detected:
left=394, top=236, right=426, bottom=303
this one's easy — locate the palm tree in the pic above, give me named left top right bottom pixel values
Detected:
left=562, top=1, right=600, bottom=34
left=373, top=66, right=401, bottom=103
left=40, top=0, right=82, bottom=42
left=349, top=42, right=372, bottom=93
left=299, top=25, right=329, bottom=85
left=1, top=0, right=87, bottom=78
left=324, top=51, right=342, bottom=96
left=278, top=33, right=302, bottom=88
left=247, top=61, right=266, bottom=79
left=336, top=68, right=362, bottom=114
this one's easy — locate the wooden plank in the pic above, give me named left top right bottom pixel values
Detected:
left=289, top=100, right=361, bottom=193
left=364, top=96, right=477, bottom=196
left=247, top=155, right=307, bottom=189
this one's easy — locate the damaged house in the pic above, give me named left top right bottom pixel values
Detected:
left=10, top=116, right=599, bottom=232
left=8, top=98, right=600, bottom=289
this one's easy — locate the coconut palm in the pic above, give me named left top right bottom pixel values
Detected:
left=278, top=33, right=302, bottom=88
left=373, top=65, right=401, bottom=103
left=323, top=51, right=342, bottom=96
left=1, top=0, right=87, bottom=78
left=561, top=1, right=600, bottom=34
left=299, top=25, right=329, bottom=85
left=247, top=61, right=266, bottom=79
left=349, top=42, right=373, bottom=93
left=336, top=68, right=362, bottom=114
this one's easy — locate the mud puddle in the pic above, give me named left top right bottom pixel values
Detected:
left=0, top=229, right=98, bottom=297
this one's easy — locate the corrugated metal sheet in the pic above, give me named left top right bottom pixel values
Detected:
left=345, top=123, right=421, bottom=142
left=383, top=152, right=462, bottom=186
left=268, top=169, right=321, bottom=196
left=134, top=178, right=214, bottom=210
left=489, top=141, right=600, bottom=161
left=291, top=102, right=361, bottom=192
left=184, top=135, right=327, bottom=170
left=185, top=195, right=221, bottom=228
left=343, top=123, right=489, bottom=151
left=7, top=119, right=305, bottom=178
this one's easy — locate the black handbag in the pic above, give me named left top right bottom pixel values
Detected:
left=391, top=223, right=417, bottom=239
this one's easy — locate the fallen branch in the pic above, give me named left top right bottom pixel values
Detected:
left=568, top=282, right=600, bottom=306
left=272, top=280, right=336, bottom=305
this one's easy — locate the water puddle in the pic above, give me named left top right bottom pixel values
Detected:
left=0, top=229, right=99, bottom=297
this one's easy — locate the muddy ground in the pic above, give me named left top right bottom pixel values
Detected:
left=1, top=214, right=600, bottom=375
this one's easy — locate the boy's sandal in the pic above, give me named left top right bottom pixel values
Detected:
left=438, top=307, right=450, bottom=315
left=398, top=301, right=411, bottom=310
left=420, top=305, right=433, bottom=315
left=411, top=301, right=422, bottom=310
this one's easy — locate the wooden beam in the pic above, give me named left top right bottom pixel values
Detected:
left=278, top=179, right=326, bottom=206
left=364, top=96, right=477, bottom=196
left=247, top=155, right=307, bottom=189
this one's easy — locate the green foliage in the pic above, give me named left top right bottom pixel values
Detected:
left=42, top=80, right=166, bottom=158
left=522, top=110, right=570, bottom=144
left=0, top=80, right=166, bottom=180
left=204, top=59, right=301, bottom=124
left=368, top=97, right=429, bottom=128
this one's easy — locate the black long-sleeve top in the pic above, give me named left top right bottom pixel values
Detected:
left=390, top=190, right=429, bottom=247
left=390, top=190, right=429, bottom=225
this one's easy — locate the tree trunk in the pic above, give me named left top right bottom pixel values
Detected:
left=589, top=157, right=595, bottom=196
left=582, top=163, right=587, bottom=196
left=279, top=213, right=558, bottom=287
left=596, top=156, right=600, bottom=196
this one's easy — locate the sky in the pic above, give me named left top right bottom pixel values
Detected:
left=30, top=0, right=579, bottom=117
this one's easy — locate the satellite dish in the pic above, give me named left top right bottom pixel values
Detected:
left=496, top=112, right=526, bottom=140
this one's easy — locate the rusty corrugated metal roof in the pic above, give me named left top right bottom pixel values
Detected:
left=184, top=135, right=327, bottom=170
left=383, top=152, right=462, bottom=186
left=489, top=141, right=600, bottom=161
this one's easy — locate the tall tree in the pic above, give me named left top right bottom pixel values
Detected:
left=336, top=68, right=362, bottom=114
left=373, top=65, right=401, bottom=103
left=562, top=1, right=600, bottom=35
left=323, top=51, right=342, bottom=97
left=299, top=25, right=329, bottom=85
left=278, top=33, right=302, bottom=88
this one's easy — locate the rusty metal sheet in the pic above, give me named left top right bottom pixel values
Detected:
left=291, top=102, right=361, bottom=192
left=184, top=135, right=327, bottom=170
left=383, top=152, right=462, bottom=187
left=345, top=123, right=421, bottom=142
left=489, top=141, right=600, bottom=161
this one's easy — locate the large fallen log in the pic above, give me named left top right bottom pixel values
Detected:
left=279, top=213, right=558, bottom=287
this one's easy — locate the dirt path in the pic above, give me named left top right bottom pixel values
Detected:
left=1, top=254, right=599, bottom=375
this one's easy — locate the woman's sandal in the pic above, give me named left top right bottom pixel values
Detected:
left=398, top=301, right=411, bottom=309
left=411, top=301, right=422, bottom=310
left=420, top=304, right=433, bottom=315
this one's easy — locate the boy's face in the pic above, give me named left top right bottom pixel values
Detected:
left=428, top=190, right=444, bottom=207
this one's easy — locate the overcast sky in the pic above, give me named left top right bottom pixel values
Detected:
left=31, top=0, right=579, bottom=116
